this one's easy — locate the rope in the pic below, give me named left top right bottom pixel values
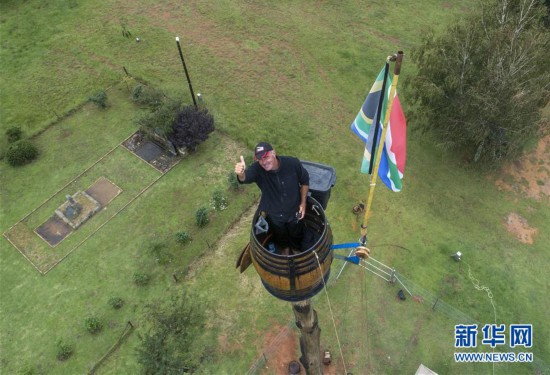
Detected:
left=465, top=262, right=497, bottom=323
left=466, top=262, right=497, bottom=375
left=313, top=251, right=347, bottom=374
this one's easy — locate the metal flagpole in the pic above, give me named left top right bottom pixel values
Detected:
left=367, top=62, right=390, bottom=175
left=175, top=36, right=198, bottom=108
left=360, top=51, right=404, bottom=245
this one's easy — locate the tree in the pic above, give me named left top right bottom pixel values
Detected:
left=168, top=106, right=215, bottom=151
left=136, top=291, right=208, bottom=374
left=408, top=0, right=550, bottom=165
left=137, top=99, right=181, bottom=137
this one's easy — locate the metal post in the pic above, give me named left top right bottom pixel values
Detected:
left=175, top=37, right=198, bottom=108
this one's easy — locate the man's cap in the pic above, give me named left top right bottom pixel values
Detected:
left=254, top=142, right=273, bottom=161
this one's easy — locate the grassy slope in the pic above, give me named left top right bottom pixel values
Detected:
left=1, top=0, right=548, bottom=374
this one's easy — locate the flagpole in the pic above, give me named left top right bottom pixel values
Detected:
left=360, top=51, right=404, bottom=245
left=367, top=62, right=390, bottom=174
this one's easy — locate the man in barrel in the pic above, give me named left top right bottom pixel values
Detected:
left=235, top=142, right=309, bottom=253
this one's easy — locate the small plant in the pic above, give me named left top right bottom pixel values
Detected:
left=56, top=340, right=74, bottom=361
left=5, top=139, right=38, bottom=166
left=211, top=188, right=228, bottom=211
left=121, top=24, right=132, bottom=39
left=84, top=317, right=103, bottom=334
left=175, top=231, right=192, bottom=245
left=133, top=272, right=151, bottom=286
left=20, top=365, right=37, bottom=375
left=227, top=171, right=240, bottom=190
left=195, top=206, right=210, bottom=228
left=88, top=90, right=108, bottom=108
left=108, top=296, right=124, bottom=309
left=5, top=126, right=22, bottom=143
left=132, top=84, right=144, bottom=101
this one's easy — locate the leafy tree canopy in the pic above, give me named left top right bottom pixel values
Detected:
left=136, top=291, right=209, bottom=375
left=408, top=0, right=550, bottom=165
left=168, top=106, right=215, bottom=151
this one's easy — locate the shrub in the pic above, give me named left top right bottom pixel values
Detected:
left=108, top=296, right=124, bottom=309
left=137, top=99, right=181, bottom=137
left=133, top=272, right=151, bottom=286
left=175, top=231, right=192, bottom=245
left=211, top=188, right=228, bottom=211
left=227, top=171, right=240, bottom=190
left=88, top=90, right=108, bottom=108
left=167, top=106, right=215, bottom=151
left=84, top=317, right=103, bottom=334
left=5, top=126, right=22, bottom=143
left=56, top=340, right=74, bottom=361
left=195, top=206, right=209, bottom=228
left=136, top=292, right=208, bottom=374
left=5, top=140, right=38, bottom=166
left=131, top=84, right=165, bottom=110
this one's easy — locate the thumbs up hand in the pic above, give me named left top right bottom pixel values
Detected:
left=235, top=155, right=246, bottom=179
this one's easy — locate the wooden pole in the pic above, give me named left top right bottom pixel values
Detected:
left=292, top=299, right=322, bottom=374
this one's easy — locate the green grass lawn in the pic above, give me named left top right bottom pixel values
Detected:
left=0, top=91, right=257, bottom=372
left=1, top=0, right=549, bottom=374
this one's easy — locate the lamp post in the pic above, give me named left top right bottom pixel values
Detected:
left=175, top=36, right=197, bottom=108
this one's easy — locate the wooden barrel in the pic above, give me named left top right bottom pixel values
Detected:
left=249, top=196, right=333, bottom=302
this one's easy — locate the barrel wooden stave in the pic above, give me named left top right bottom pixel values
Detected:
left=250, top=196, right=333, bottom=302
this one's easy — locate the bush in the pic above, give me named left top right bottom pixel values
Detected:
left=167, top=106, right=215, bottom=151
left=88, top=90, right=108, bottom=109
left=5, top=126, right=22, bottom=143
left=56, top=340, right=74, bottom=361
left=131, top=84, right=165, bottom=110
left=211, top=188, right=228, bottom=211
left=84, top=317, right=103, bottom=334
left=108, top=297, right=124, bottom=309
left=5, top=140, right=38, bottom=166
left=133, top=272, right=151, bottom=286
left=136, top=292, right=208, bottom=374
left=195, top=206, right=209, bottom=228
left=137, top=99, right=181, bottom=137
left=227, top=171, right=240, bottom=190
left=175, top=231, right=192, bottom=245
